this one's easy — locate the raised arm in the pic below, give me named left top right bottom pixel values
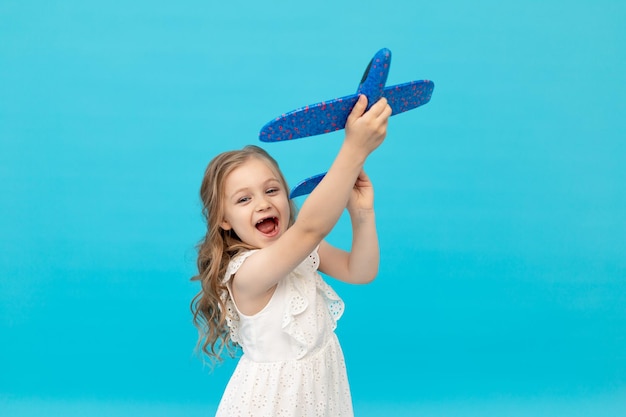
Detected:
left=318, top=169, right=379, bottom=284
left=232, top=96, right=391, bottom=307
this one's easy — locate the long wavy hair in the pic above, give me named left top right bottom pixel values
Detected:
left=191, top=145, right=297, bottom=365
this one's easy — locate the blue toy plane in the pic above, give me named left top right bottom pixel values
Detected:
left=258, top=48, right=434, bottom=198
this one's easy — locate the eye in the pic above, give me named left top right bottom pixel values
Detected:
left=266, top=187, right=279, bottom=195
left=236, top=196, right=250, bottom=204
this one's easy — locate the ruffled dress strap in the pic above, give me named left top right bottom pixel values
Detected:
left=222, top=250, right=258, bottom=285
left=281, top=249, right=345, bottom=359
left=221, top=250, right=258, bottom=345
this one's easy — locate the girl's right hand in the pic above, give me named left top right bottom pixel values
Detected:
left=344, top=95, right=392, bottom=157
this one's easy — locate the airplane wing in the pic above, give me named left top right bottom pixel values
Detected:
left=259, top=79, right=434, bottom=143
left=286, top=80, right=436, bottom=198
left=383, top=80, right=435, bottom=115
left=289, top=173, right=326, bottom=199
left=259, top=94, right=359, bottom=142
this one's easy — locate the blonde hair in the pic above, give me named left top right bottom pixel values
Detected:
left=191, top=145, right=296, bottom=364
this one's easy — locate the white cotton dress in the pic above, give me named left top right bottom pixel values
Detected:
left=215, top=249, right=353, bottom=417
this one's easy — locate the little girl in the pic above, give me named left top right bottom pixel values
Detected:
left=191, top=95, right=392, bottom=417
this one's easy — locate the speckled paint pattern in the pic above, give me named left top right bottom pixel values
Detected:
left=259, top=48, right=434, bottom=143
left=258, top=48, right=434, bottom=197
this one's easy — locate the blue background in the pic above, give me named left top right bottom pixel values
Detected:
left=1, top=1, right=625, bottom=415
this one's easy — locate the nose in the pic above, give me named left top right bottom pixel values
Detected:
left=255, top=195, right=271, bottom=211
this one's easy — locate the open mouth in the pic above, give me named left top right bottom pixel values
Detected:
left=255, top=217, right=279, bottom=236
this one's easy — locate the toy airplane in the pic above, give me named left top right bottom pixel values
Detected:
left=258, top=48, right=434, bottom=198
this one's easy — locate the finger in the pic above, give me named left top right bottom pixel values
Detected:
left=355, top=170, right=372, bottom=187
left=368, top=97, right=388, bottom=114
left=347, top=95, right=368, bottom=122
left=379, top=103, right=392, bottom=120
left=382, top=100, right=392, bottom=117
left=366, top=101, right=391, bottom=122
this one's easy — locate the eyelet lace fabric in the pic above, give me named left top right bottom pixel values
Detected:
left=218, top=249, right=352, bottom=417
left=281, top=251, right=345, bottom=360
left=221, top=250, right=259, bottom=345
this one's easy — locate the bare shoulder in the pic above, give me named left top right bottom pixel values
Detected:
left=232, top=227, right=321, bottom=295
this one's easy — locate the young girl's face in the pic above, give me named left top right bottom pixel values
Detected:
left=220, top=157, right=291, bottom=248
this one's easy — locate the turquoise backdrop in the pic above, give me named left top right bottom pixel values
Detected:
left=1, top=1, right=625, bottom=415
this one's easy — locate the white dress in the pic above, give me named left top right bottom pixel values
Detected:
left=215, top=249, right=353, bottom=417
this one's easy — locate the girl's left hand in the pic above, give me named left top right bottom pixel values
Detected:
left=347, top=169, right=374, bottom=213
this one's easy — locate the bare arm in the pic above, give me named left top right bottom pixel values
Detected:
left=318, top=169, right=380, bottom=284
left=232, top=96, right=390, bottom=307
